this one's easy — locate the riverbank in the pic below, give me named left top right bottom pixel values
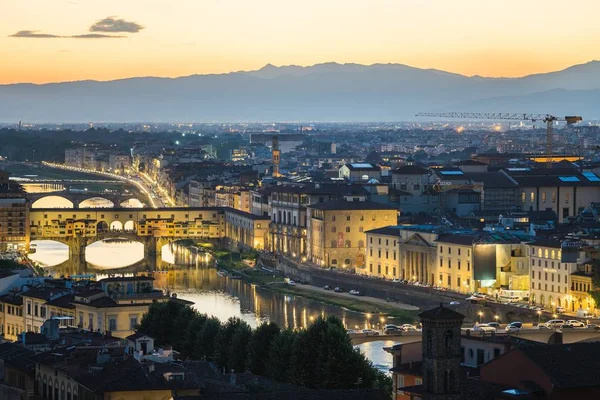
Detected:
left=274, top=283, right=419, bottom=323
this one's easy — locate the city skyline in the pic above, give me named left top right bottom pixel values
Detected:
left=3, top=0, right=600, bottom=84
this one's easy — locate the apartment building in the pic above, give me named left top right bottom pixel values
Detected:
left=529, top=239, right=583, bottom=311
left=307, top=198, right=398, bottom=269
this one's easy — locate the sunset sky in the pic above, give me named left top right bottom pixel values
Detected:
left=2, top=0, right=600, bottom=84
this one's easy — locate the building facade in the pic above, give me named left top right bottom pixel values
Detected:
left=307, top=199, right=397, bottom=269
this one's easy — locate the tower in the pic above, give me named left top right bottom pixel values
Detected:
left=272, top=135, right=281, bottom=177
left=419, top=304, right=464, bottom=400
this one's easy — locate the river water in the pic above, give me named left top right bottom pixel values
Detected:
left=31, top=240, right=396, bottom=372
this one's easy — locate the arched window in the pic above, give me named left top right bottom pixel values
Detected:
left=544, top=249, right=549, bottom=259
left=551, top=250, right=556, bottom=259
left=61, top=382, right=66, bottom=400
left=330, top=240, right=337, bottom=248
left=344, top=258, right=351, bottom=265
left=47, top=377, right=53, bottom=400
left=444, top=330, right=453, bottom=355
left=538, top=248, right=542, bottom=257
left=358, top=240, right=364, bottom=249
left=540, top=294, right=545, bottom=305
left=331, top=259, right=337, bottom=265
left=67, top=384, right=72, bottom=400
left=345, top=240, right=351, bottom=248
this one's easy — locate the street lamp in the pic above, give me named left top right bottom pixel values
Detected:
left=537, top=310, right=542, bottom=323
left=478, top=311, right=483, bottom=323
left=494, top=315, right=499, bottom=322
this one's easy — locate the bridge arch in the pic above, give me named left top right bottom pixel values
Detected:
left=124, top=220, right=137, bottom=231
left=97, top=221, right=109, bottom=234
left=31, top=196, right=74, bottom=209
left=79, top=197, right=115, bottom=208
left=120, top=198, right=145, bottom=208
left=110, top=221, right=124, bottom=231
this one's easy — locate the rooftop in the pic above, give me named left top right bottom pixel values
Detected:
left=419, top=304, right=465, bottom=321
left=308, top=199, right=397, bottom=211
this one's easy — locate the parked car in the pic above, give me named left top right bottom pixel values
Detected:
left=392, top=279, right=401, bottom=283
left=449, top=301, right=460, bottom=306
left=487, top=322, right=501, bottom=329
left=555, top=306, right=566, bottom=313
left=472, top=324, right=497, bottom=333
left=505, top=322, right=523, bottom=333
left=346, top=329, right=357, bottom=335
left=323, top=285, right=331, bottom=290
left=560, top=323, right=575, bottom=329
left=586, top=324, right=599, bottom=329
left=287, top=280, right=296, bottom=286
left=545, top=319, right=565, bottom=329
left=334, top=287, right=344, bottom=293
left=566, top=320, right=585, bottom=328
left=383, top=325, right=401, bottom=334
left=576, top=309, right=594, bottom=318
left=400, top=324, right=419, bottom=332
left=362, top=329, right=380, bottom=336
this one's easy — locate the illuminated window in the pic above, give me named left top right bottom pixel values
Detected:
left=544, top=249, right=549, bottom=258
left=541, top=192, right=547, bottom=203
left=565, top=192, right=570, bottom=204
left=530, top=192, right=535, bottom=203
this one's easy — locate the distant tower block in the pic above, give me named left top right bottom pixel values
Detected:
left=272, top=135, right=281, bottom=177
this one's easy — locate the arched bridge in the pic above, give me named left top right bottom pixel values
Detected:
left=28, top=192, right=145, bottom=209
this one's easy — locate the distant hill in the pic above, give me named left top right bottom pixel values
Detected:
left=1, top=61, right=599, bottom=122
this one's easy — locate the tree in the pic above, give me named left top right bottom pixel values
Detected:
left=248, top=322, right=280, bottom=376
left=181, top=313, right=207, bottom=359
left=214, top=317, right=247, bottom=369
left=137, top=301, right=187, bottom=345
left=228, top=323, right=253, bottom=372
left=198, top=317, right=221, bottom=361
left=266, top=329, right=297, bottom=382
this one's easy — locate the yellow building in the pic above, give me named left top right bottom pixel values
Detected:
left=364, top=225, right=439, bottom=283
left=570, top=262, right=596, bottom=313
left=73, top=276, right=190, bottom=338
left=0, top=292, right=24, bottom=341
left=22, top=287, right=72, bottom=334
left=307, top=199, right=398, bottom=269
left=364, top=227, right=401, bottom=279
left=224, top=208, right=270, bottom=250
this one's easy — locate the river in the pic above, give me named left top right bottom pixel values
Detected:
left=31, top=240, right=396, bottom=373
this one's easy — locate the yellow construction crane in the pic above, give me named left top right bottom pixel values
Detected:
left=416, top=112, right=583, bottom=167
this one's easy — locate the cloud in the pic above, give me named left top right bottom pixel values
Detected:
left=72, top=33, right=124, bottom=39
left=90, top=17, right=144, bottom=33
left=9, top=30, right=61, bottom=38
left=9, top=30, right=124, bottom=39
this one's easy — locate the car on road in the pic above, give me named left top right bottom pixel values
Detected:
left=400, top=324, right=419, bottom=332
left=586, top=324, right=599, bottom=329
left=449, top=301, right=460, bottom=306
left=505, top=322, right=522, bottom=333
left=349, top=289, right=362, bottom=296
left=544, top=319, right=565, bottom=329
left=334, top=287, right=344, bottom=293
left=566, top=320, right=585, bottom=328
left=286, top=280, right=296, bottom=286
left=472, top=324, right=497, bottom=333
left=555, top=306, right=566, bottom=313
left=560, top=323, right=575, bottom=329
left=383, top=325, right=401, bottom=334
left=323, top=285, right=331, bottom=290
left=487, top=322, right=501, bottom=329
left=362, top=329, right=380, bottom=336
left=346, top=329, right=357, bottom=335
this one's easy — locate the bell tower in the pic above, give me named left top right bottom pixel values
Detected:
left=419, top=304, right=464, bottom=400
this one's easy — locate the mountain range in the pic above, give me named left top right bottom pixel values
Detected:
left=1, top=61, right=599, bottom=123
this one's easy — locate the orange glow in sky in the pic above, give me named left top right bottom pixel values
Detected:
left=2, top=0, right=600, bottom=84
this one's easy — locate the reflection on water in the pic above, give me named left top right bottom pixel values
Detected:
left=30, top=240, right=69, bottom=266
left=35, top=241, right=395, bottom=372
